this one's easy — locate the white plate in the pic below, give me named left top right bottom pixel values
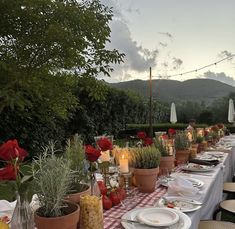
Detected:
left=159, top=176, right=204, bottom=189
left=204, top=151, right=224, bottom=157
left=156, top=196, right=202, bottom=212
left=182, top=163, right=214, bottom=172
left=121, top=207, right=191, bottom=229
left=137, top=208, right=179, bottom=227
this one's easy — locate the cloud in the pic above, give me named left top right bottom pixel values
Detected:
left=106, top=19, right=158, bottom=80
left=158, top=32, right=173, bottom=40
left=201, top=71, right=235, bottom=86
left=172, top=57, right=183, bottom=70
left=159, top=42, right=168, bottom=48
left=218, top=50, right=234, bottom=59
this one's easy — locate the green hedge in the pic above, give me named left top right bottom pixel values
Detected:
left=118, top=123, right=208, bottom=138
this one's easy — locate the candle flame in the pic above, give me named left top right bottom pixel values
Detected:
left=121, top=154, right=124, bottom=159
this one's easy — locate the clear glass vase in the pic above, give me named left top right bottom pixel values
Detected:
left=11, top=192, right=34, bottom=229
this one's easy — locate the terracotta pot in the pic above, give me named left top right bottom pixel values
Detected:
left=65, top=184, right=91, bottom=204
left=191, top=143, right=199, bottom=153
left=134, top=167, right=159, bottom=193
left=198, top=141, right=207, bottom=153
left=159, top=156, right=175, bottom=172
left=34, top=202, right=80, bottom=229
left=189, top=148, right=197, bottom=159
left=175, top=149, right=190, bottom=163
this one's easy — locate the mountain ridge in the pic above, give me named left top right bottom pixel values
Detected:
left=110, top=78, right=235, bottom=103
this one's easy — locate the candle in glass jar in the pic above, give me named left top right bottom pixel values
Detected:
left=187, top=132, right=193, bottom=142
left=119, top=154, right=129, bottom=173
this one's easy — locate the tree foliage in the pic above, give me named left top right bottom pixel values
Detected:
left=0, top=0, right=124, bottom=155
left=0, top=0, right=124, bottom=113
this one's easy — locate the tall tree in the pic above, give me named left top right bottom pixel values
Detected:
left=0, top=0, right=124, bottom=114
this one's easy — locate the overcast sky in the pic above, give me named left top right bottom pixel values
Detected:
left=100, top=0, right=235, bottom=85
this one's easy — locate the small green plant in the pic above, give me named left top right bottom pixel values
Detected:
left=131, top=146, right=161, bottom=169
left=65, top=134, right=89, bottom=193
left=153, top=138, right=168, bottom=157
left=175, top=132, right=190, bottom=150
left=196, top=136, right=204, bottom=144
left=32, top=142, right=74, bottom=217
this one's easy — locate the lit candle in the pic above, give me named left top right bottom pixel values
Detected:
left=187, top=131, right=193, bottom=142
left=119, top=154, right=129, bottom=173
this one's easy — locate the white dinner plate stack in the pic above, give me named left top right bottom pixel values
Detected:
left=121, top=207, right=191, bottom=229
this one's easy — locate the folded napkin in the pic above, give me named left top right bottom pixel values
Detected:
left=0, top=200, right=16, bottom=212
left=189, top=158, right=219, bottom=166
left=168, top=176, right=199, bottom=197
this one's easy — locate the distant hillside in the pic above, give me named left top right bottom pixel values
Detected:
left=110, top=79, right=235, bottom=103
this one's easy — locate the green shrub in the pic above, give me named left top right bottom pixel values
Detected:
left=131, top=146, right=161, bottom=169
left=119, top=123, right=208, bottom=138
left=174, top=131, right=190, bottom=150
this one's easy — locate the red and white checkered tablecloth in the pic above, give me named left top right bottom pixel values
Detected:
left=103, top=184, right=167, bottom=229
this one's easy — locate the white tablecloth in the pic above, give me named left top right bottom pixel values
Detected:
left=187, top=137, right=235, bottom=229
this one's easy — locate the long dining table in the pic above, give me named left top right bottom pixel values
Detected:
left=104, top=136, right=235, bottom=229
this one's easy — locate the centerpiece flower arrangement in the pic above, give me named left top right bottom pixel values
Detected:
left=136, top=131, right=153, bottom=147
left=0, top=139, right=34, bottom=229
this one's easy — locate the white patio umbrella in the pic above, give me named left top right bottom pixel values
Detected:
left=228, top=98, right=235, bottom=123
left=170, top=102, right=177, bottom=124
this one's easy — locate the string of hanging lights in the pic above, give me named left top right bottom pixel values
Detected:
left=152, top=54, right=235, bottom=78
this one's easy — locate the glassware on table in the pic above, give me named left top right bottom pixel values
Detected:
left=11, top=192, right=34, bottom=229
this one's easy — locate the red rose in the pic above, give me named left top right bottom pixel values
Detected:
left=168, top=128, right=176, bottom=135
left=204, top=130, right=209, bottom=137
left=97, top=137, right=113, bottom=151
left=217, top=124, right=224, bottom=129
left=0, top=139, right=28, bottom=161
left=85, top=145, right=101, bottom=162
left=137, top=131, right=147, bottom=140
left=143, top=137, right=153, bottom=146
left=211, top=126, right=219, bottom=132
left=162, top=134, right=168, bottom=140
left=0, top=164, right=17, bottom=180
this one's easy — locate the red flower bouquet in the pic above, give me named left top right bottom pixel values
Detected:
left=168, top=128, right=176, bottom=135
left=97, top=137, right=113, bottom=151
left=136, top=131, right=153, bottom=147
left=85, top=145, right=101, bottom=162
left=143, top=137, right=153, bottom=146
left=137, top=131, right=147, bottom=140
left=217, top=124, right=224, bottom=129
left=0, top=139, right=28, bottom=181
left=0, top=139, right=28, bottom=161
left=0, top=164, right=17, bottom=180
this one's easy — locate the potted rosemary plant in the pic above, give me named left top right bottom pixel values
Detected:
left=154, top=137, right=175, bottom=172
left=65, top=134, right=90, bottom=204
left=196, top=136, right=207, bottom=153
left=175, top=132, right=190, bottom=163
left=33, top=143, right=79, bottom=229
left=131, top=146, right=161, bottom=193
